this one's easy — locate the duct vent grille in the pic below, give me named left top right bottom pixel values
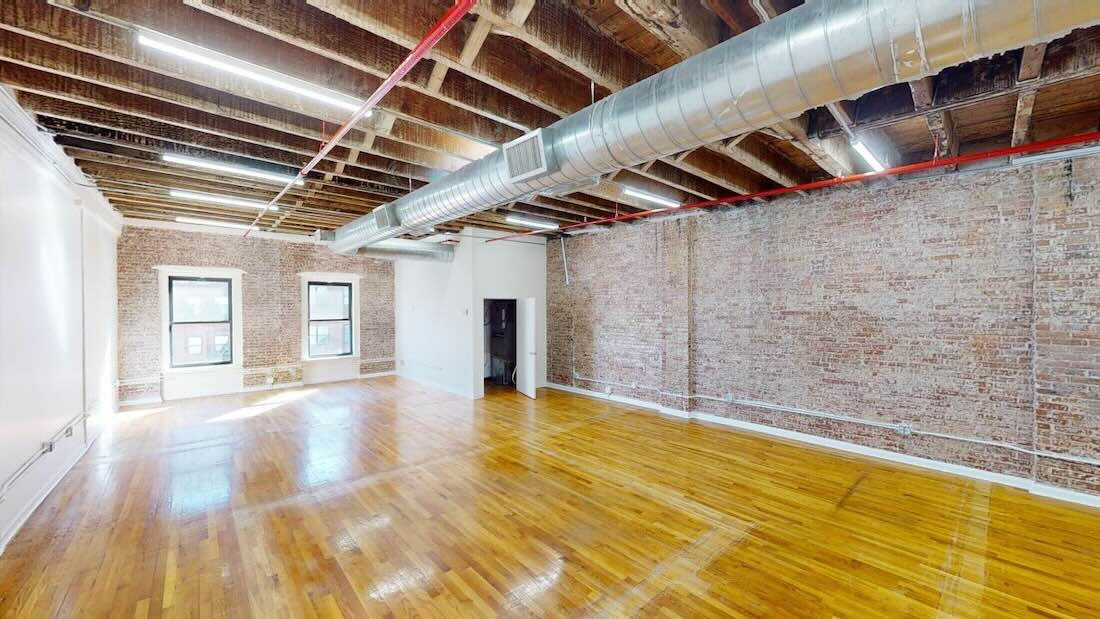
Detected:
left=503, top=129, right=549, bottom=182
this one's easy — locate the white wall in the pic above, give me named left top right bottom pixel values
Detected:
left=395, top=227, right=546, bottom=399
left=0, top=88, right=120, bottom=553
left=470, top=229, right=547, bottom=399
left=395, top=233, right=476, bottom=397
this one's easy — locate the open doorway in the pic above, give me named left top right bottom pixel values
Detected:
left=484, top=299, right=517, bottom=389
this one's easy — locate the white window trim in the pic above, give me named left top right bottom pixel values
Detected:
left=156, top=265, right=245, bottom=375
left=299, top=272, right=361, bottom=362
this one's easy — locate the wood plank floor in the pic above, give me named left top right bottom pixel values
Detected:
left=2, top=377, right=1099, bottom=618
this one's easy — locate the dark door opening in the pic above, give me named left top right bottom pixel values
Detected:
left=484, top=299, right=517, bottom=387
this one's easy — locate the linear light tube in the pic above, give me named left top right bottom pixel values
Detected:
left=162, top=154, right=305, bottom=186
left=137, top=32, right=366, bottom=114
left=505, top=215, right=559, bottom=230
left=851, top=140, right=886, bottom=172
left=175, top=216, right=251, bottom=229
left=169, top=189, right=277, bottom=210
left=622, top=187, right=681, bottom=209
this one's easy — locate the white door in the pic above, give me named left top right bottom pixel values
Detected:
left=516, top=297, right=537, bottom=399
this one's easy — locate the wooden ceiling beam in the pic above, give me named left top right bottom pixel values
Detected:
left=1018, top=43, right=1048, bottom=82
left=186, top=0, right=556, bottom=129
left=87, top=170, right=380, bottom=216
left=613, top=0, right=726, bottom=58
left=665, top=147, right=768, bottom=195
left=65, top=145, right=409, bottom=201
left=719, top=134, right=807, bottom=187
left=1011, top=89, right=1039, bottom=147
left=10, top=1, right=712, bottom=216
left=0, top=18, right=497, bottom=166
left=7, top=0, right=516, bottom=145
left=19, top=90, right=448, bottom=182
left=199, top=0, right=591, bottom=117
left=816, top=28, right=1100, bottom=138
left=47, top=122, right=424, bottom=193
left=306, top=0, right=652, bottom=93
left=101, top=190, right=359, bottom=226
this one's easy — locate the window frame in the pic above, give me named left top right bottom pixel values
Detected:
left=298, top=272, right=360, bottom=363
left=306, top=280, right=354, bottom=359
left=167, top=275, right=234, bottom=368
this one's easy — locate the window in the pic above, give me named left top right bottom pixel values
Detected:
left=169, top=276, right=232, bottom=367
left=307, top=281, right=352, bottom=358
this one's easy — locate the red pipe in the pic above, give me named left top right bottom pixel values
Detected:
left=487, top=130, right=1100, bottom=243
left=244, top=0, right=476, bottom=237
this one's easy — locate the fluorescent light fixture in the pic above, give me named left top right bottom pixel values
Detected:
left=175, top=216, right=251, bottom=229
left=137, top=32, right=366, bottom=114
left=1012, top=144, right=1100, bottom=166
left=851, top=140, right=886, bottom=172
left=162, top=154, right=305, bottom=186
left=169, top=189, right=276, bottom=211
left=505, top=215, right=559, bottom=230
left=622, top=187, right=681, bottom=209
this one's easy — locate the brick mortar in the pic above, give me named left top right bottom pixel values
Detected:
left=548, top=158, right=1100, bottom=494
left=117, top=226, right=395, bottom=399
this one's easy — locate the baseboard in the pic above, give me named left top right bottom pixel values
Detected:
left=118, top=395, right=163, bottom=408
left=242, top=381, right=304, bottom=393
left=359, top=371, right=396, bottom=379
left=0, top=431, right=96, bottom=556
left=545, top=383, right=1100, bottom=510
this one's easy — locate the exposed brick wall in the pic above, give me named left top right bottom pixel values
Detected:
left=117, top=226, right=394, bottom=400
left=1033, top=158, right=1100, bottom=493
left=548, top=158, right=1099, bottom=494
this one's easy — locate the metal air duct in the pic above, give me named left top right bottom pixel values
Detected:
left=357, top=238, right=454, bottom=262
left=331, top=0, right=1100, bottom=254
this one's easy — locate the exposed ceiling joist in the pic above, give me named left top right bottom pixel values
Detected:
left=613, top=0, right=725, bottom=58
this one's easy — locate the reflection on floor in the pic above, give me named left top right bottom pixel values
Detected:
left=2, top=376, right=1099, bottom=617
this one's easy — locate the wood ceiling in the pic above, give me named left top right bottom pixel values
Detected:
left=3, top=0, right=1100, bottom=236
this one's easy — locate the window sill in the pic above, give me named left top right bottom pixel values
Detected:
left=303, top=355, right=360, bottom=363
left=164, top=363, right=242, bottom=375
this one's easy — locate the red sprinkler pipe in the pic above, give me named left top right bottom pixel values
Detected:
left=487, top=129, right=1100, bottom=243
left=244, top=0, right=476, bottom=237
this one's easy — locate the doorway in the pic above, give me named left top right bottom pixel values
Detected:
left=484, top=299, right=516, bottom=389
left=483, top=297, right=537, bottom=399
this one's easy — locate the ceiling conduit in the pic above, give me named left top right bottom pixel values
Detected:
left=330, top=0, right=1100, bottom=254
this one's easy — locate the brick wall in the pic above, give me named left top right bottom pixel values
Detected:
left=548, top=158, right=1100, bottom=494
left=117, top=226, right=394, bottom=401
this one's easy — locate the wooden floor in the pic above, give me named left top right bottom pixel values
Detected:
left=2, top=377, right=1099, bottom=617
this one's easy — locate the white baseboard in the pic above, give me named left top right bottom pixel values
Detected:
left=242, top=381, right=304, bottom=393
left=360, top=371, right=396, bottom=379
left=545, top=383, right=1100, bottom=510
left=0, top=430, right=96, bottom=556
left=118, top=395, right=163, bottom=408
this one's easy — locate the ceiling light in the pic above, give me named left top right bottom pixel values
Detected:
left=505, top=215, right=559, bottom=230
left=851, top=140, right=886, bottom=172
left=175, top=216, right=251, bottom=229
left=169, top=189, right=277, bottom=210
left=137, top=32, right=365, bottom=114
left=162, top=154, right=305, bottom=186
left=622, top=187, right=681, bottom=209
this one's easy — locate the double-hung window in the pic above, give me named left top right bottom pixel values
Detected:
left=307, top=281, right=353, bottom=358
left=168, top=276, right=233, bottom=367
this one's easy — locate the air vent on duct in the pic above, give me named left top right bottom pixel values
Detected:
left=502, top=128, right=552, bottom=182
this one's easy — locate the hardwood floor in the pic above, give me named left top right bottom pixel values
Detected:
left=2, top=377, right=1099, bottom=618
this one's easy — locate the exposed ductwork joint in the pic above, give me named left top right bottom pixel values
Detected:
left=330, top=0, right=1100, bottom=255
left=355, top=238, right=454, bottom=262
